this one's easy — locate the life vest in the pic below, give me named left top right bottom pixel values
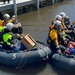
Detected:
left=0, top=20, right=4, bottom=26
left=0, top=26, right=6, bottom=33
left=3, top=33, right=12, bottom=45
left=48, top=29, right=59, bottom=47
left=49, top=20, right=55, bottom=30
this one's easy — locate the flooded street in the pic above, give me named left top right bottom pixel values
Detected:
left=0, top=0, right=75, bottom=75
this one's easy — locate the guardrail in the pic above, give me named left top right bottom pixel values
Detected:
left=0, top=0, right=64, bottom=14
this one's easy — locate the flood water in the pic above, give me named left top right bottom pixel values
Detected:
left=0, top=0, right=75, bottom=75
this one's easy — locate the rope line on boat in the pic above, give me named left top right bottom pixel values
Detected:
left=16, top=49, right=47, bottom=69
left=15, top=41, right=47, bottom=69
left=40, top=47, right=49, bottom=60
left=16, top=46, right=41, bottom=69
left=32, top=41, right=49, bottom=60
left=16, top=49, right=30, bottom=69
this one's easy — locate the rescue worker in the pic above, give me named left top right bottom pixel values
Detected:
left=2, top=13, right=13, bottom=26
left=0, top=22, right=14, bottom=42
left=2, top=13, right=10, bottom=26
left=48, top=20, right=69, bottom=53
left=2, top=22, right=21, bottom=51
left=60, top=12, right=71, bottom=29
left=49, top=15, right=69, bottom=41
left=11, top=15, right=23, bottom=34
left=2, top=22, right=13, bottom=50
left=49, top=15, right=66, bottom=30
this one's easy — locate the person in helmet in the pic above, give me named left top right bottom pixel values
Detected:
left=49, top=15, right=66, bottom=30
left=1, top=22, right=13, bottom=50
left=55, top=15, right=67, bottom=29
left=11, top=15, right=23, bottom=34
left=0, top=22, right=14, bottom=40
left=2, top=32, right=21, bottom=51
left=2, top=23, right=21, bottom=51
left=60, top=12, right=66, bottom=19
left=60, top=12, right=71, bottom=29
left=48, top=20, right=69, bottom=53
left=48, top=21, right=62, bottom=52
left=0, top=22, right=13, bottom=45
left=2, top=13, right=10, bottom=26
left=0, top=14, right=10, bottom=26
left=49, top=15, right=62, bottom=30
left=3, top=13, right=10, bottom=19
left=2, top=13, right=13, bottom=26
left=55, top=15, right=62, bottom=21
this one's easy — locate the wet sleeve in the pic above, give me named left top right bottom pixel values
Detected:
left=50, top=30, right=59, bottom=46
left=55, top=38, right=59, bottom=46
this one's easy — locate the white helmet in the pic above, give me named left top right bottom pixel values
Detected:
left=55, top=15, right=62, bottom=20
left=60, top=12, right=66, bottom=18
left=3, top=14, right=10, bottom=20
left=6, top=22, right=14, bottom=30
left=54, top=20, right=61, bottom=26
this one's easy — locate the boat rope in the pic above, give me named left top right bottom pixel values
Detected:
left=34, top=41, right=49, bottom=60
left=16, top=41, right=48, bottom=69
left=40, top=47, right=49, bottom=60
left=16, top=49, right=30, bottom=69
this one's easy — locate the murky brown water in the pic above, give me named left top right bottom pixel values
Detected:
left=0, top=0, right=75, bottom=75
